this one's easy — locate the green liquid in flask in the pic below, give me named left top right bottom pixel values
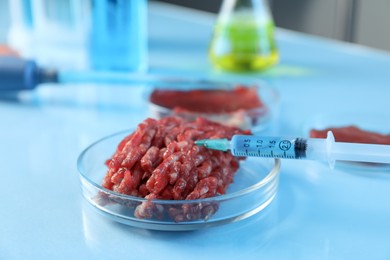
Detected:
left=209, top=17, right=279, bottom=72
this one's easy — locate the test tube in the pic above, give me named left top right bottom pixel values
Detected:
left=88, top=0, right=148, bottom=71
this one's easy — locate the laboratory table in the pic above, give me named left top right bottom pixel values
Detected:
left=1, top=3, right=390, bottom=259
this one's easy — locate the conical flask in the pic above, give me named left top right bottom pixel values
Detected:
left=209, top=0, right=279, bottom=72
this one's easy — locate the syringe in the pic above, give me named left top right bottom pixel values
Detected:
left=195, top=131, right=390, bottom=169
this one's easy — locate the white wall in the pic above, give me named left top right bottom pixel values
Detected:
left=271, top=0, right=390, bottom=51
left=355, top=0, right=390, bottom=51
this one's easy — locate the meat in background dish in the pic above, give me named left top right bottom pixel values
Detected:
left=310, top=126, right=390, bottom=145
left=148, top=82, right=279, bottom=131
left=150, top=86, right=263, bottom=114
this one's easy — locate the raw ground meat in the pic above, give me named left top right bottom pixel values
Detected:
left=310, top=126, right=390, bottom=145
left=101, top=116, right=250, bottom=221
left=149, top=86, right=264, bottom=114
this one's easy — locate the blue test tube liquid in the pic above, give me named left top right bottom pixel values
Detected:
left=88, top=0, right=147, bottom=71
left=21, top=0, right=34, bottom=28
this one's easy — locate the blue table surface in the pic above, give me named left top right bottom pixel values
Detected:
left=1, top=3, right=390, bottom=259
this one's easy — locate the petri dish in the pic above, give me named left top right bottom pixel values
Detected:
left=146, top=79, right=279, bottom=132
left=302, top=112, right=390, bottom=171
left=77, top=130, right=280, bottom=231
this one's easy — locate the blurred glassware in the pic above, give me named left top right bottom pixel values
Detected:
left=0, top=0, right=11, bottom=43
left=88, top=0, right=147, bottom=71
left=34, top=0, right=90, bottom=69
left=209, top=0, right=279, bottom=72
left=6, top=0, right=147, bottom=71
left=7, top=0, right=35, bottom=58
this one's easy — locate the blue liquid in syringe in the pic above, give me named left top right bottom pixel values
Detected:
left=230, top=135, right=307, bottom=159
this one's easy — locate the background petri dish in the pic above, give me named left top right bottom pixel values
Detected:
left=302, top=112, right=390, bottom=171
left=146, top=79, right=279, bottom=133
left=77, top=130, right=280, bottom=231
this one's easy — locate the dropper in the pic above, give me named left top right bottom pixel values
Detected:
left=0, top=56, right=230, bottom=91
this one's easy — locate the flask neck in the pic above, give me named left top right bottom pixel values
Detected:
left=235, top=0, right=264, bottom=9
left=220, top=0, right=269, bottom=11
left=218, top=0, right=272, bottom=23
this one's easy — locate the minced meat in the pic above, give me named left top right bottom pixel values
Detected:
left=102, top=116, right=250, bottom=221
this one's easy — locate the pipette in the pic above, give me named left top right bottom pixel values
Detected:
left=0, top=56, right=231, bottom=91
left=195, top=131, right=390, bottom=169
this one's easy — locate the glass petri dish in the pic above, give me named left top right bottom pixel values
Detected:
left=302, top=112, right=390, bottom=171
left=146, top=79, right=279, bottom=132
left=77, top=130, right=280, bottom=231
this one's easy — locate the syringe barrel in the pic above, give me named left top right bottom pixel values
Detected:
left=305, top=138, right=328, bottom=162
left=332, top=142, right=390, bottom=164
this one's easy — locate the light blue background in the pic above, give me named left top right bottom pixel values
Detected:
left=1, top=2, right=390, bottom=259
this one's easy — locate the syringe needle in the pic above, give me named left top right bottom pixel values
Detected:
left=194, top=139, right=230, bottom=151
